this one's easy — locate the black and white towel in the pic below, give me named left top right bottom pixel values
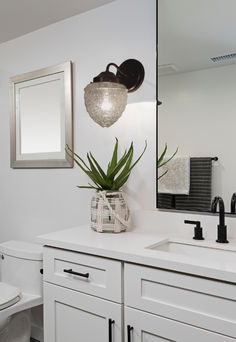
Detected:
left=158, top=157, right=212, bottom=212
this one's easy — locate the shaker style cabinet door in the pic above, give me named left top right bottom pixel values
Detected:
left=44, top=282, right=122, bottom=342
left=125, top=307, right=235, bottom=342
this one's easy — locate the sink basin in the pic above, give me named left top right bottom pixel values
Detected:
left=147, top=240, right=236, bottom=266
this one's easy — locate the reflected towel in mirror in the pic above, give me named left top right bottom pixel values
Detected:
left=158, top=157, right=213, bottom=212
left=175, top=157, right=213, bottom=211
left=158, top=157, right=190, bottom=195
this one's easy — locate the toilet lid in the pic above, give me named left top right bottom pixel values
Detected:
left=0, top=282, right=21, bottom=310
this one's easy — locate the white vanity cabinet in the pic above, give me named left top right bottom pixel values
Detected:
left=43, top=247, right=123, bottom=342
left=43, top=247, right=122, bottom=302
left=124, top=307, right=235, bottom=342
left=124, top=263, right=236, bottom=338
left=44, top=283, right=122, bottom=342
left=43, top=246, right=236, bottom=342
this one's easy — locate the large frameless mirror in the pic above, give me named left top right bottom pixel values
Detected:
left=10, top=61, right=73, bottom=168
left=158, top=0, right=236, bottom=215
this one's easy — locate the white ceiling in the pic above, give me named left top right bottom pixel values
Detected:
left=158, top=0, right=236, bottom=73
left=0, top=0, right=114, bottom=44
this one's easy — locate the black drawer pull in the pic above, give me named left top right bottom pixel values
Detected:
left=63, top=268, right=89, bottom=278
left=127, top=325, right=133, bottom=342
left=108, top=318, right=115, bottom=342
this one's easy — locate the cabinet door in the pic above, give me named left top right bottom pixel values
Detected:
left=125, top=307, right=235, bottom=342
left=44, top=282, right=122, bottom=342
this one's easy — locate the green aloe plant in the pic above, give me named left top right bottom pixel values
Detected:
left=66, top=139, right=147, bottom=191
left=158, top=144, right=178, bottom=180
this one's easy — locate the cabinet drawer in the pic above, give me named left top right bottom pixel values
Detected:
left=43, top=247, right=122, bottom=303
left=124, top=263, right=236, bottom=338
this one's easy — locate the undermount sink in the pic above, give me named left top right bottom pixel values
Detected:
left=146, top=240, right=236, bottom=267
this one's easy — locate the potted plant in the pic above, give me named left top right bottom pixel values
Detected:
left=66, top=139, right=147, bottom=233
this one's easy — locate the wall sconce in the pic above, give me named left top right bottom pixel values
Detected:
left=84, top=59, right=145, bottom=127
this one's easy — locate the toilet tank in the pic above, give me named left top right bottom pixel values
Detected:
left=0, top=241, right=43, bottom=296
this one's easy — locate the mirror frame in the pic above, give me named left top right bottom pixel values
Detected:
left=10, top=61, right=73, bottom=168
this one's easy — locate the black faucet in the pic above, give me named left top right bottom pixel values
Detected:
left=231, top=193, right=236, bottom=213
left=211, top=196, right=228, bottom=243
left=184, top=220, right=204, bottom=240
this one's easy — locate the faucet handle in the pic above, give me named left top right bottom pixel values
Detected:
left=231, top=193, right=236, bottom=213
left=184, top=220, right=204, bottom=240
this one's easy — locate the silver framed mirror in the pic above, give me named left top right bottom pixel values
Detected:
left=10, top=61, right=73, bottom=168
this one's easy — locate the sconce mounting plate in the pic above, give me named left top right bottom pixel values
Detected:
left=117, top=59, right=145, bottom=93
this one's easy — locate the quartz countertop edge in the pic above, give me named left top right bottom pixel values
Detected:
left=37, top=225, right=236, bottom=284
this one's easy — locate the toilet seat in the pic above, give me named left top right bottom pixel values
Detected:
left=0, top=283, right=21, bottom=311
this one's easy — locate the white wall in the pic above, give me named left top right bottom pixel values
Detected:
left=158, top=65, right=236, bottom=211
left=0, top=0, right=156, bottom=242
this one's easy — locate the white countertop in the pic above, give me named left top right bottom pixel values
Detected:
left=38, top=225, right=236, bottom=283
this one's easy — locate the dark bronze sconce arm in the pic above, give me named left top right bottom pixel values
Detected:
left=92, top=59, right=145, bottom=93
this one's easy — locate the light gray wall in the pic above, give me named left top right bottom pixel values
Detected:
left=0, top=0, right=156, bottom=242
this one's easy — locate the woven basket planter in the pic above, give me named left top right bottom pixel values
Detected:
left=91, top=191, right=130, bottom=233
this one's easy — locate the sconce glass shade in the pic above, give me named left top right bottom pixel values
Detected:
left=84, top=82, right=128, bottom=128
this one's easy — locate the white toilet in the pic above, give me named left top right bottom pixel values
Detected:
left=0, top=241, right=43, bottom=342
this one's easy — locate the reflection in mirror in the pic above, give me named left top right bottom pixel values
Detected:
left=158, top=0, right=236, bottom=214
left=10, top=61, right=73, bottom=168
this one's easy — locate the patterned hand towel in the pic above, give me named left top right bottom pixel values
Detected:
left=158, top=157, right=213, bottom=212
left=158, top=157, right=190, bottom=195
